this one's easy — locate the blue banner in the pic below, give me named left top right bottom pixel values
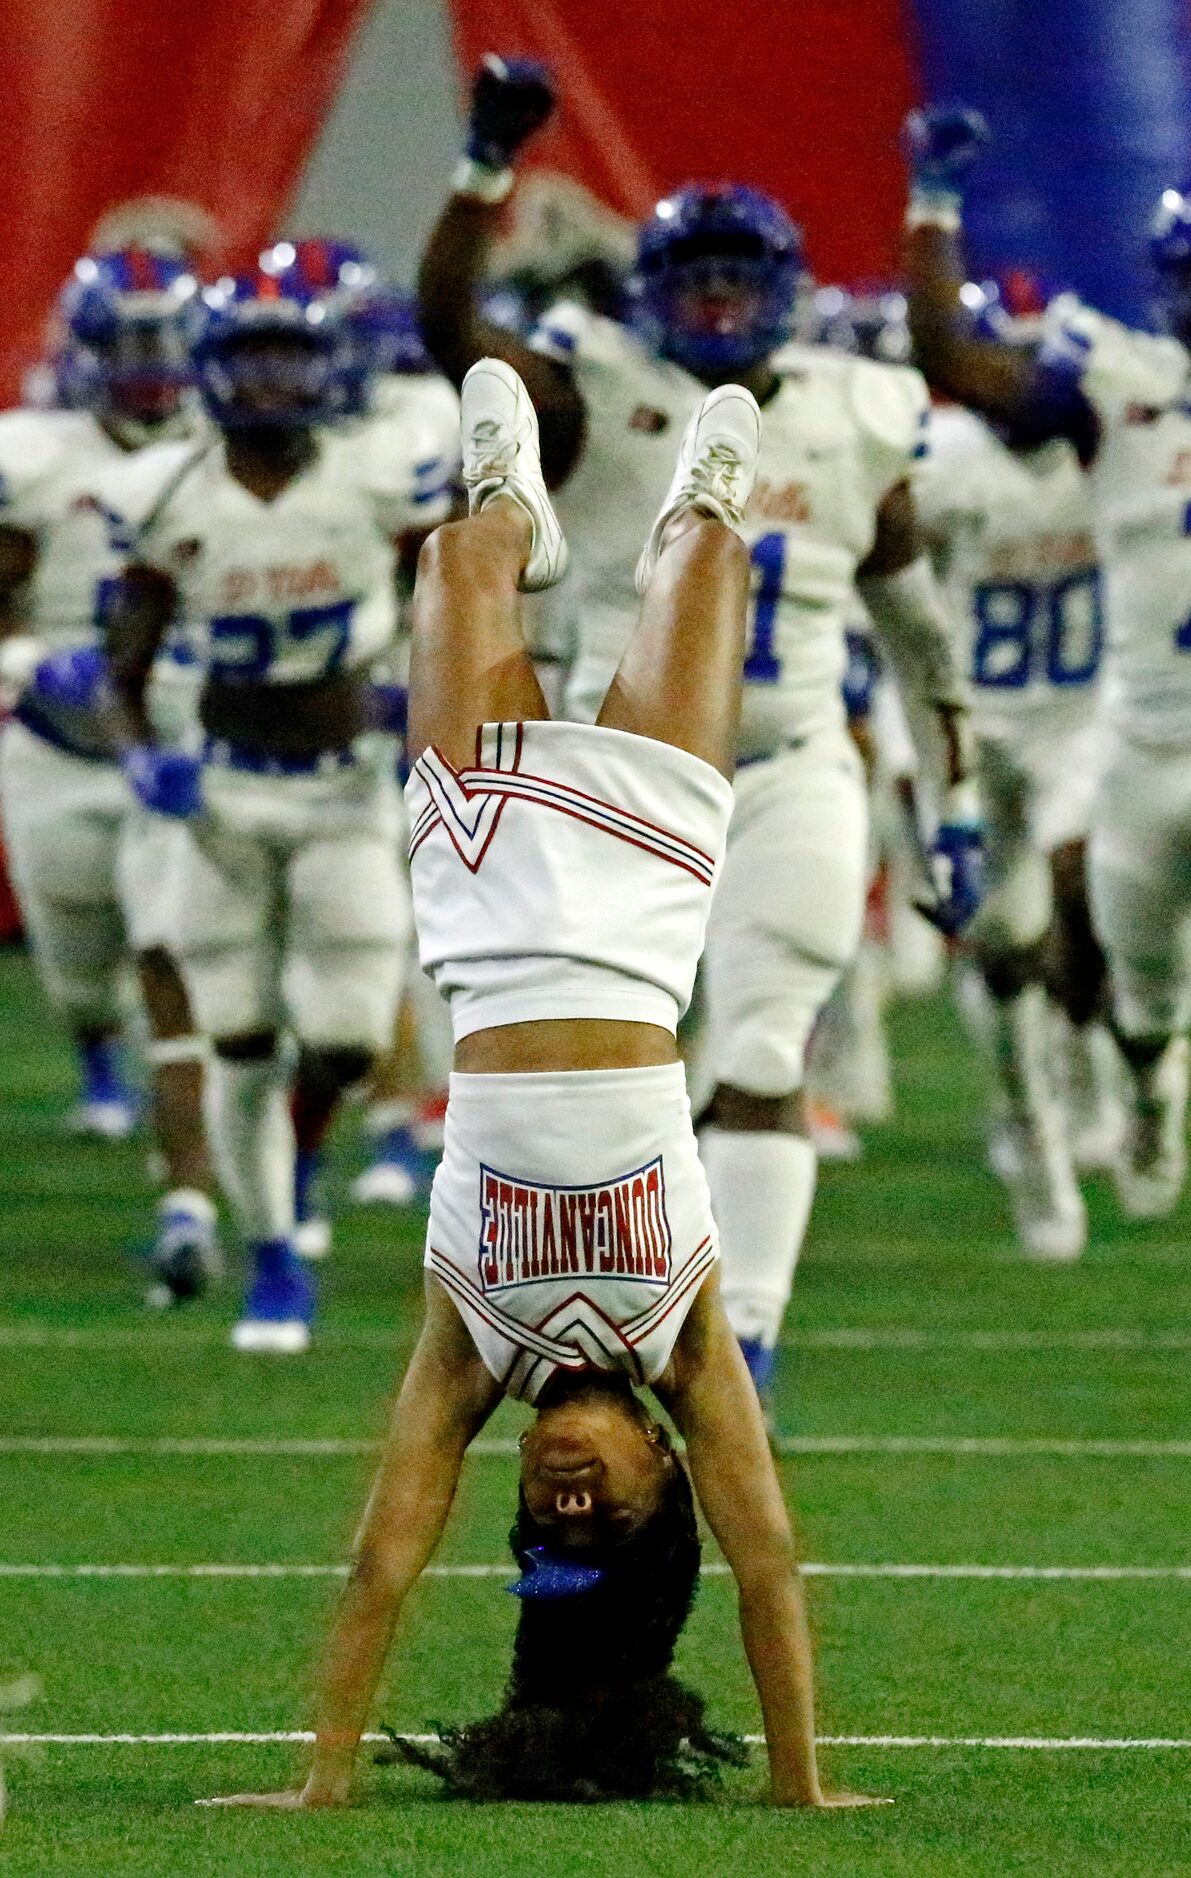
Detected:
left=911, top=0, right=1191, bottom=326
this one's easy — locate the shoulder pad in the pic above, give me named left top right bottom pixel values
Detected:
left=1042, top=299, right=1186, bottom=411
left=922, top=402, right=990, bottom=465
left=373, top=371, right=460, bottom=437
left=847, top=356, right=930, bottom=461
left=343, top=411, right=454, bottom=522
left=528, top=300, right=634, bottom=372
left=95, top=440, right=202, bottom=543
left=0, top=409, right=79, bottom=493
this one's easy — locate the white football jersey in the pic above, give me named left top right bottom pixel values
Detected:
left=106, top=414, right=450, bottom=686
left=1047, top=298, right=1191, bottom=744
left=370, top=368, right=461, bottom=466
left=533, top=305, right=929, bottom=756
left=0, top=410, right=140, bottom=649
left=915, top=405, right=1102, bottom=742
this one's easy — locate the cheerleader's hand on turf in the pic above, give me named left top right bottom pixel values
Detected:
left=197, top=1778, right=350, bottom=1809
left=811, top=1791, right=895, bottom=1808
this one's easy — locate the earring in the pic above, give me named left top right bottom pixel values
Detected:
left=517, top=1430, right=528, bottom=1451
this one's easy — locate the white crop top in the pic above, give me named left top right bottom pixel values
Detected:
left=405, top=720, right=733, bottom=1041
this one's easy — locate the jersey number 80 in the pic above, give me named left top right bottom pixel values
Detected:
left=971, top=570, right=1103, bottom=690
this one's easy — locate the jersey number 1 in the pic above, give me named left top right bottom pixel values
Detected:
left=744, top=532, right=785, bottom=684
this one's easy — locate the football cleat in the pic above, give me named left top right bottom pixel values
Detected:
left=231, top=1240, right=316, bottom=1354
left=350, top=1123, right=428, bottom=1208
left=806, top=1100, right=863, bottom=1163
left=982, top=984, right=1086, bottom=1260
left=634, top=383, right=761, bottom=594
left=460, top=357, right=567, bottom=590
left=1114, top=1036, right=1189, bottom=1220
left=293, top=1218, right=332, bottom=1260
left=738, top=1337, right=778, bottom=1438
left=293, top=1149, right=332, bottom=1261
left=990, top=1111, right=1087, bottom=1261
left=68, top=1095, right=138, bottom=1141
left=71, top=1038, right=138, bottom=1139
left=145, top=1191, right=222, bottom=1308
left=1061, top=1022, right=1125, bottom=1175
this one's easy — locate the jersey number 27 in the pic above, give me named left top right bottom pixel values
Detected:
left=208, top=599, right=355, bottom=683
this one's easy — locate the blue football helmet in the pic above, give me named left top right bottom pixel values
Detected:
left=629, top=184, right=805, bottom=378
left=343, top=285, right=431, bottom=394
left=1150, top=188, right=1191, bottom=342
left=261, top=237, right=429, bottom=414
left=260, top=235, right=377, bottom=302
left=57, top=245, right=197, bottom=432
left=960, top=267, right=1052, bottom=346
left=812, top=283, right=910, bottom=363
left=188, top=268, right=347, bottom=431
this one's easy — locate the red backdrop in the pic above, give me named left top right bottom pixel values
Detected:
left=0, top=0, right=373, bottom=403
left=448, top=0, right=918, bottom=282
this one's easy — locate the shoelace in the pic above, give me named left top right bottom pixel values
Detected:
left=685, top=442, right=746, bottom=522
left=466, top=416, right=520, bottom=483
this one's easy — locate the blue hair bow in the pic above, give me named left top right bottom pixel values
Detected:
left=507, top=1546, right=604, bottom=1600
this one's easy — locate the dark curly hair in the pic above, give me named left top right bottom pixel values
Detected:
left=379, top=1443, right=745, bottom=1801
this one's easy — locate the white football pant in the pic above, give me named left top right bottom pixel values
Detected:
left=170, top=759, right=411, bottom=1049
left=1089, top=731, right=1191, bottom=1041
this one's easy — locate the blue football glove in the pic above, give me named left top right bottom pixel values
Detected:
left=29, top=644, right=108, bottom=712
left=466, top=54, right=555, bottom=170
left=916, top=788, right=984, bottom=937
left=902, top=104, right=990, bottom=192
left=121, top=746, right=203, bottom=820
left=842, top=628, right=882, bottom=722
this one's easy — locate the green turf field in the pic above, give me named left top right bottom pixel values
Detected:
left=1, top=941, right=1189, bottom=1877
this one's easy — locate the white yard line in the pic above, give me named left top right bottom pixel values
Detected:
left=1, top=1730, right=1188, bottom=1752
left=2, top=1322, right=1189, bottom=1353
left=788, top=1328, right=1191, bottom=1352
left=3, top=1434, right=1190, bottom=1459
left=0, top=1560, right=1187, bottom=1581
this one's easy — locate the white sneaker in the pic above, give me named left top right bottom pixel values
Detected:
left=634, top=384, right=762, bottom=595
left=460, top=358, right=567, bottom=591
left=1114, top=1036, right=1189, bottom=1220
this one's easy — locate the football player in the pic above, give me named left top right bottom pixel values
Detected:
left=911, top=279, right=1112, bottom=1258
left=0, top=245, right=220, bottom=1302
left=902, top=106, right=1191, bottom=1220
left=414, top=57, right=980, bottom=1400
left=254, top=238, right=460, bottom=1254
left=103, top=267, right=450, bottom=1351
